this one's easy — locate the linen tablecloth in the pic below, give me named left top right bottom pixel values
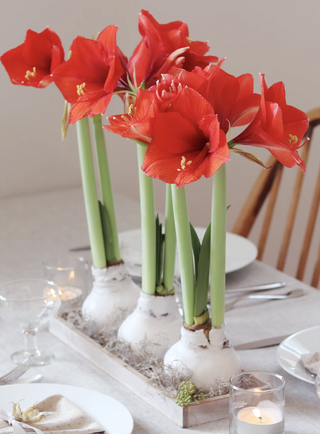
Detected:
left=0, top=188, right=319, bottom=433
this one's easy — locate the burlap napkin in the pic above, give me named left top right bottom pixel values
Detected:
left=0, top=394, right=105, bottom=434
left=301, top=352, right=320, bottom=375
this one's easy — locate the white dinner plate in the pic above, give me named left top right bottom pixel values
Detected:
left=119, top=228, right=257, bottom=275
left=0, top=383, right=134, bottom=434
left=277, top=325, right=320, bottom=385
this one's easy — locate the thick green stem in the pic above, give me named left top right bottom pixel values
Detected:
left=171, top=185, right=195, bottom=326
left=92, top=115, right=121, bottom=262
left=210, top=164, right=227, bottom=328
left=163, top=184, right=176, bottom=292
left=137, top=144, right=156, bottom=295
left=76, top=118, right=106, bottom=269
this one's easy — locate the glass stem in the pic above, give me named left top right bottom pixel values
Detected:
left=23, top=328, right=39, bottom=354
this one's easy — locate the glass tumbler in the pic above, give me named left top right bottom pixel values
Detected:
left=43, top=256, right=90, bottom=313
left=229, top=370, right=285, bottom=434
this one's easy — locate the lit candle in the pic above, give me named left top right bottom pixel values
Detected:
left=59, top=286, right=82, bottom=302
left=58, top=286, right=83, bottom=312
left=237, top=401, right=283, bottom=434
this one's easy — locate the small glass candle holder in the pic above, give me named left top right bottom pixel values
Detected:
left=43, top=256, right=90, bottom=313
left=229, top=370, right=285, bottom=434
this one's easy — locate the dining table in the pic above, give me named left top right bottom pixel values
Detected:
left=0, top=187, right=319, bottom=434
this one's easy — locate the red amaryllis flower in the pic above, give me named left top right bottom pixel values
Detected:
left=106, top=74, right=183, bottom=141
left=53, top=25, right=125, bottom=124
left=126, top=10, right=218, bottom=90
left=141, top=87, right=229, bottom=187
left=1, top=28, right=64, bottom=88
left=178, top=61, right=260, bottom=134
left=106, top=88, right=156, bottom=142
left=230, top=74, right=309, bottom=171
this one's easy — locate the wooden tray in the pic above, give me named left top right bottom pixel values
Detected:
left=50, top=316, right=229, bottom=428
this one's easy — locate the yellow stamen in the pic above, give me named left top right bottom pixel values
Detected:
left=181, top=156, right=186, bottom=170
left=128, top=104, right=137, bottom=117
left=25, top=67, right=36, bottom=80
left=186, top=37, right=193, bottom=44
left=288, top=134, right=298, bottom=144
left=180, top=156, right=193, bottom=170
left=76, top=82, right=86, bottom=96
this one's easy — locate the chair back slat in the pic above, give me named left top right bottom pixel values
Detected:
left=296, top=162, right=320, bottom=280
left=257, top=163, right=283, bottom=260
left=311, top=242, right=320, bottom=288
left=276, top=141, right=311, bottom=271
left=232, top=154, right=277, bottom=238
left=232, top=107, right=320, bottom=288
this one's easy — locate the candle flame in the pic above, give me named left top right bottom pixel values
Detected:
left=253, top=408, right=261, bottom=418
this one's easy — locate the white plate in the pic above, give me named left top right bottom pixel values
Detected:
left=0, top=383, right=133, bottom=434
left=277, top=325, right=320, bottom=384
left=119, top=228, right=257, bottom=275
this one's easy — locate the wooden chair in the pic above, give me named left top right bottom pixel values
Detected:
left=232, top=107, right=320, bottom=288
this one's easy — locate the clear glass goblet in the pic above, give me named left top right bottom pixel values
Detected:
left=0, top=279, right=61, bottom=366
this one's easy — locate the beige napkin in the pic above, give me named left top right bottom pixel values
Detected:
left=0, top=394, right=105, bottom=434
left=301, top=352, right=320, bottom=375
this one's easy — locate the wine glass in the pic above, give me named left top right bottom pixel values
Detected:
left=0, top=279, right=60, bottom=366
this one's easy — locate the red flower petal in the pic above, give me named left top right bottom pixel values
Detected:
left=53, top=25, right=124, bottom=123
left=128, top=10, right=218, bottom=89
left=232, top=74, right=309, bottom=171
left=141, top=89, right=229, bottom=187
left=1, top=27, right=64, bottom=88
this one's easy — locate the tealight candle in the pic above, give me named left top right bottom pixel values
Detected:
left=59, top=286, right=82, bottom=302
left=58, top=286, right=83, bottom=312
left=43, top=256, right=89, bottom=312
left=229, top=371, right=285, bottom=434
left=237, top=404, right=283, bottom=434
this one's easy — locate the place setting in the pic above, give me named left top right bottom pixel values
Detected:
left=0, top=277, right=133, bottom=434
left=0, top=384, right=133, bottom=434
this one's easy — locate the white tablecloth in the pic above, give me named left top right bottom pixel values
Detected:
left=0, top=188, right=319, bottom=433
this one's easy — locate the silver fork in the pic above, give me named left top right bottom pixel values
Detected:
left=0, top=359, right=32, bottom=385
left=225, top=289, right=304, bottom=311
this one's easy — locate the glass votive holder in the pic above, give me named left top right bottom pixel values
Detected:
left=229, top=370, right=285, bottom=434
left=43, top=256, right=90, bottom=313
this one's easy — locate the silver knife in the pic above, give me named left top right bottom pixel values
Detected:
left=227, top=282, right=286, bottom=293
left=234, top=334, right=289, bottom=350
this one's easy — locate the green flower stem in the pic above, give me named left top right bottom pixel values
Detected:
left=76, top=117, right=106, bottom=269
left=92, top=115, right=121, bottom=263
left=210, top=164, right=227, bottom=328
left=163, top=184, right=176, bottom=292
left=171, top=185, right=195, bottom=326
left=137, top=143, right=156, bottom=295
